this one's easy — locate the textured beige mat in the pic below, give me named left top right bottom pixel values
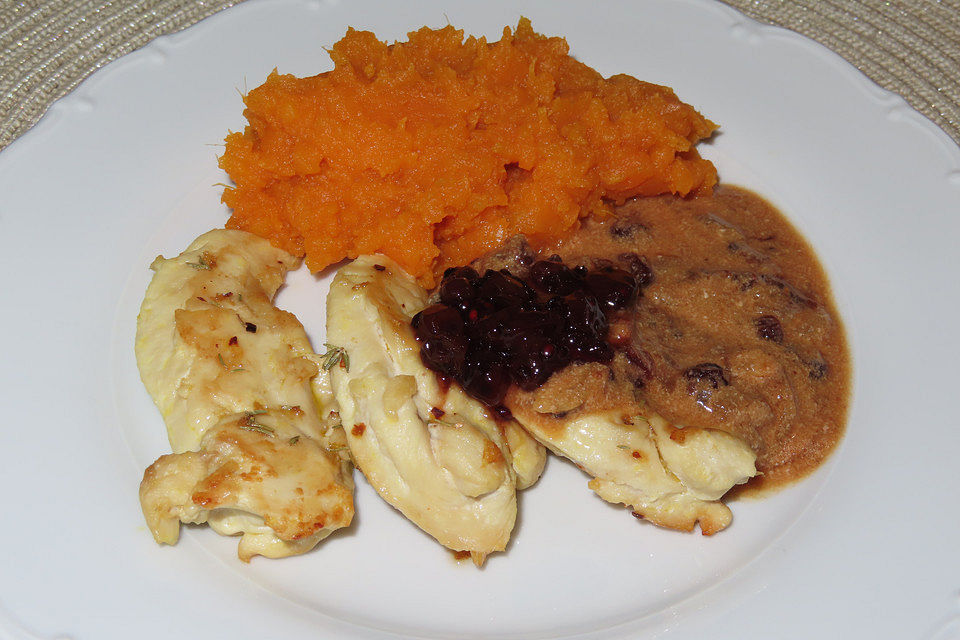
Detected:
left=1, top=0, right=959, bottom=150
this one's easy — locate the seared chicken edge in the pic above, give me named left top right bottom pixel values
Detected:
left=326, top=255, right=542, bottom=564
left=135, top=229, right=354, bottom=560
left=507, top=397, right=756, bottom=535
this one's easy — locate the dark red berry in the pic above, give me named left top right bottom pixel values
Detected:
left=755, top=315, right=784, bottom=343
left=412, top=254, right=641, bottom=408
left=528, top=260, right=581, bottom=295
left=584, top=269, right=637, bottom=310
left=683, top=363, right=728, bottom=389
left=618, top=253, right=654, bottom=289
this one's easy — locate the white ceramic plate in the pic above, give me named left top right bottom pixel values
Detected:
left=2, top=0, right=958, bottom=638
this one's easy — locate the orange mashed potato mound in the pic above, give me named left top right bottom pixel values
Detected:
left=219, top=19, right=717, bottom=285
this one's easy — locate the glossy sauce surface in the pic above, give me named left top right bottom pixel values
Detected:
left=550, top=185, right=850, bottom=490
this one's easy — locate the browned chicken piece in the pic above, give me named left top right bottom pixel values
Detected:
left=326, top=256, right=544, bottom=564
left=506, top=362, right=756, bottom=535
left=135, top=229, right=354, bottom=560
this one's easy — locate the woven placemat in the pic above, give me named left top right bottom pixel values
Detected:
left=1, top=0, right=959, bottom=150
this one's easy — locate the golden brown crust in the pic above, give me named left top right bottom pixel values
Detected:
left=135, top=230, right=355, bottom=560
left=140, top=412, right=354, bottom=557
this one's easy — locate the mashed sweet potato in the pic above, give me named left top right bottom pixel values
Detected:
left=219, top=19, right=717, bottom=285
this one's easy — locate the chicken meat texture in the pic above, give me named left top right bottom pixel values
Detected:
left=505, top=362, right=756, bottom=534
left=326, top=255, right=545, bottom=564
left=135, top=229, right=354, bottom=560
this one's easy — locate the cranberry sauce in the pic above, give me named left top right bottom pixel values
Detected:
left=411, top=257, right=643, bottom=407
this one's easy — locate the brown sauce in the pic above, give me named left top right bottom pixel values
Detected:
left=545, top=185, right=851, bottom=491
